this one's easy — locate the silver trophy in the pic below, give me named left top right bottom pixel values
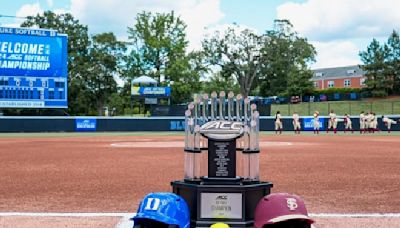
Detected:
left=183, top=91, right=260, bottom=181
left=176, top=91, right=271, bottom=227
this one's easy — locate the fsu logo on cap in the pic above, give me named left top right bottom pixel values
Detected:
left=286, top=198, right=298, bottom=211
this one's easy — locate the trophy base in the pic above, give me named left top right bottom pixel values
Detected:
left=171, top=180, right=273, bottom=228
left=201, top=176, right=243, bottom=185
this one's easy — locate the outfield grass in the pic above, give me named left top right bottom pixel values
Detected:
left=271, top=99, right=400, bottom=116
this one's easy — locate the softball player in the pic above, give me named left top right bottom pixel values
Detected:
left=371, top=112, right=378, bottom=133
left=327, top=110, right=337, bottom=134
left=313, top=111, right=320, bottom=134
left=292, top=111, right=301, bottom=134
left=359, top=111, right=365, bottom=134
left=382, top=115, right=398, bottom=133
left=344, top=114, right=353, bottom=133
left=365, top=111, right=372, bottom=133
left=275, top=111, right=283, bottom=134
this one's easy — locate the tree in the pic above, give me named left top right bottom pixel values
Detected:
left=386, top=30, right=400, bottom=94
left=21, top=11, right=91, bottom=115
left=202, top=72, right=240, bottom=94
left=259, top=20, right=316, bottom=97
left=202, top=21, right=315, bottom=98
left=126, top=11, right=203, bottom=104
left=202, top=25, right=264, bottom=97
left=167, top=51, right=205, bottom=103
left=86, top=33, right=126, bottom=115
left=360, top=39, right=392, bottom=97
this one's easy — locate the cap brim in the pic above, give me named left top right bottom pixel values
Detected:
left=268, top=214, right=315, bottom=224
left=132, top=213, right=177, bottom=226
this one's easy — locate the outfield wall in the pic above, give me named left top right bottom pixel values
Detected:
left=0, top=116, right=399, bottom=132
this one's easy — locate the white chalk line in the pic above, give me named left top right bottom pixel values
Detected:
left=0, top=212, right=133, bottom=217
left=116, top=215, right=134, bottom=228
left=0, top=212, right=399, bottom=218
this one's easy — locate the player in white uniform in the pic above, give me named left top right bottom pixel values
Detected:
left=382, top=115, right=398, bottom=133
left=275, top=111, right=283, bottom=134
left=365, top=111, right=372, bottom=133
left=364, top=112, right=370, bottom=131
left=371, top=112, right=378, bottom=133
left=327, top=110, right=338, bottom=134
left=313, top=111, right=320, bottom=134
left=292, top=112, right=301, bottom=134
left=343, top=114, right=353, bottom=133
left=359, top=111, right=365, bottom=134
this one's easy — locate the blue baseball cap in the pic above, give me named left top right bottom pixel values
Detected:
left=132, top=192, right=190, bottom=228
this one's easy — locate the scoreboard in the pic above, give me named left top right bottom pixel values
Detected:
left=0, top=27, right=68, bottom=108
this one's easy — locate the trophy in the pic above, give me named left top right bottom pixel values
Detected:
left=172, top=91, right=273, bottom=227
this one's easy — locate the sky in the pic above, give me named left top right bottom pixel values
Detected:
left=1, top=0, right=400, bottom=69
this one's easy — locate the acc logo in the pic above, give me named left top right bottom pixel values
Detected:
left=144, top=198, right=161, bottom=211
left=202, top=121, right=242, bottom=131
left=216, top=195, right=228, bottom=200
left=200, top=121, right=244, bottom=140
left=286, top=198, right=298, bottom=211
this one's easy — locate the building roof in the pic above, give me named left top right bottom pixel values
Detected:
left=311, top=65, right=365, bottom=80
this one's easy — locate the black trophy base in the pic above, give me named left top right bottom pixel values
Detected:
left=171, top=180, right=273, bottom=228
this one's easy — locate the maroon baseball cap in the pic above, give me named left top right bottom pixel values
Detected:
left=254, top=193, right=314, bottom=228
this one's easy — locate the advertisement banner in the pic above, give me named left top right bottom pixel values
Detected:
left=144, top=98, right=157, bottom=104
left=75, top=118, right=97, bottom=132
left=302, top=117, right=326, bottom=131
left=0, top=27, right=68, bottom=108
left=0, top=27, right=67, bottom=77
left=131, top=86, right=171, bottom=97
left=170, top=120, right=185, bottom=130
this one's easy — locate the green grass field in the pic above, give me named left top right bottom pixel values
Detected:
left=271, top=99, right=400, bottom=116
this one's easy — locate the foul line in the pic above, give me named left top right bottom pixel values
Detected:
left=0, top=212, right=399, bottom=218
left=0, top=212, right=132, bottom=217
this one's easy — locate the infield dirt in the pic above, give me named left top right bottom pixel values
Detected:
left=0, top=133, right=399, bottom=227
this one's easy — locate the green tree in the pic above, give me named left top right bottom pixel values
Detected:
left=21, top=11, right=91, bottom=115
left=259, top=20, right=316, bottom=97
left=106, top=91, right=127, bottom=116
left=202, top=72, right=240, bottom=94
left=126, top=11, right=202, bottom=104
left=86, top=32, right=126, bottom=115
left=167, top=51, right=205, bottom=103
left=202, top=25, right=264, bottom=97
left=360, top=39, right=391, bottom=97
left=386, top=30, right=400, bottom=94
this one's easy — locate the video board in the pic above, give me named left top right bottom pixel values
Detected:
left=0, top=27, right=68, bottom=108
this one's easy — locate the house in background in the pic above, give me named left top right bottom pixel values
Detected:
left=311, top=65, right=366, bottom=89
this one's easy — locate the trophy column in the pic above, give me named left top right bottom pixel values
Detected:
left=172, top=91, right=273, bottom=228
